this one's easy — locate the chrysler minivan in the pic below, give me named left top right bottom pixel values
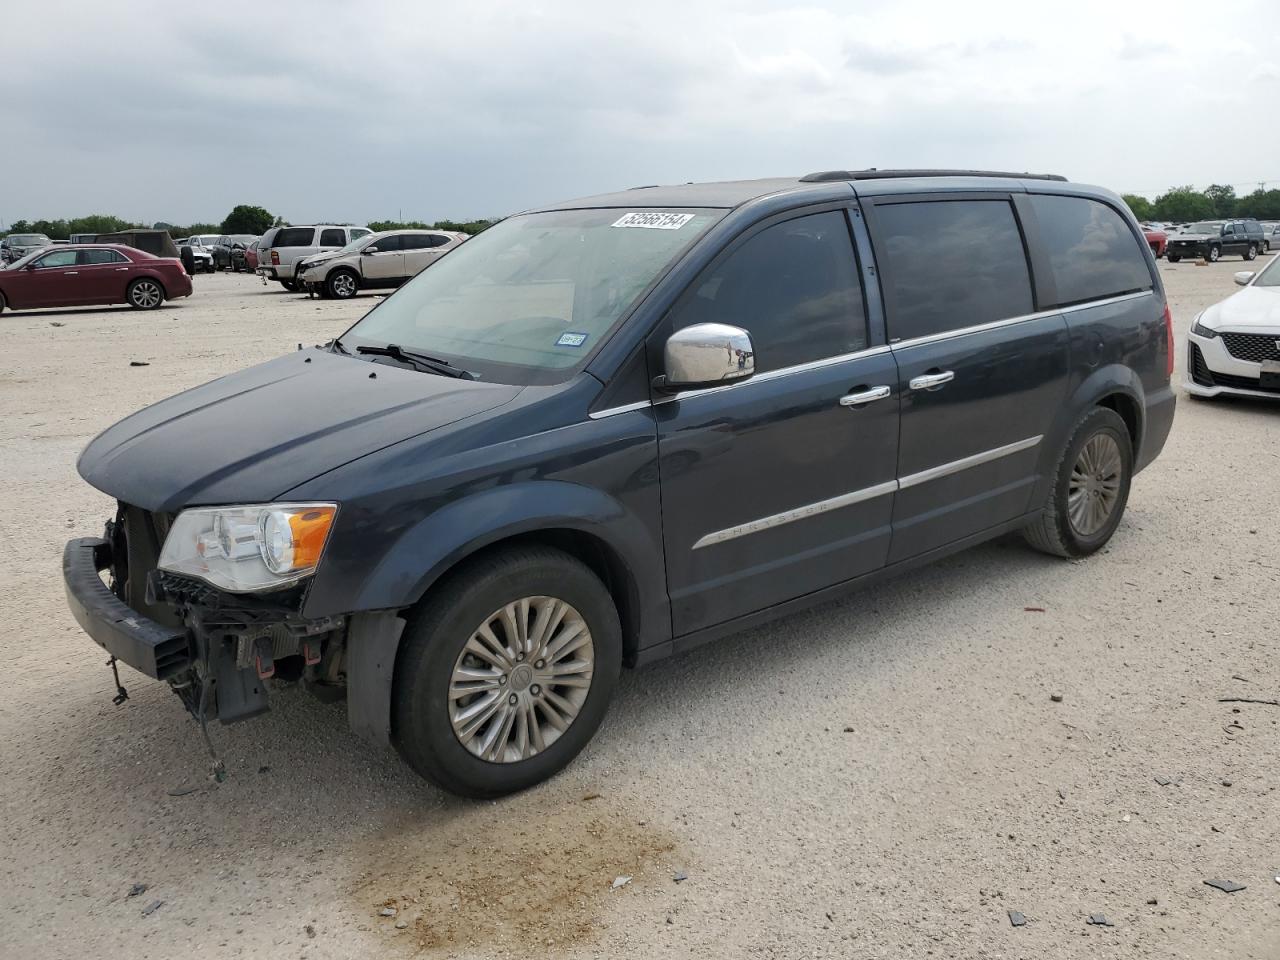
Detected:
left=64, top=170, right=1175, bottom=797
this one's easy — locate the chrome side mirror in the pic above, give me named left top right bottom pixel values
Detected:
left=1234, top=271, right=1254, bottom=286
left=661, top=322, right=755, bottom=391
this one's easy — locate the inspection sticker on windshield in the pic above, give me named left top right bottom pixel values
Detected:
left=612, top=211, right=696, bottom=230
left=556, top=332, right=589, bottom=348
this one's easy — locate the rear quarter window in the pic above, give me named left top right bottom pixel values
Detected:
left=874, top=199, right=1034, bottom=341
left=1028, top=194, right=1152, bottom=307
left=273, top=228, right=316, bottom=247
left=319, top=228, right=345, bottom=246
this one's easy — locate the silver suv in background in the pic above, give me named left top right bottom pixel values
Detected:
left=296, top=229, right=466, bottom=299
left=257, top=224, right=372, bottom=291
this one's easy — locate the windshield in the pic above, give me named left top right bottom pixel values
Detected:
left=1255, top=256, right=1280, bottom=288
left=8, top=235, right=49, bottom=246
left=1188, top=222, right=1222, bottom=234
left=343, top=207, right=722, bottom=382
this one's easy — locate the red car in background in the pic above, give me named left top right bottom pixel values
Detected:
left=243, top=239, right=260, bottom=273
left=0, top=244, right=192, bottom=313
left=1143, top=226, right=1168, bottom=258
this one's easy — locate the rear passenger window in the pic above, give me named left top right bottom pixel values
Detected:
left=320, top=229, right=345, bottom=246
left=875, top=200, right=1033, bottom=341
left=1029, top=195, right=1153, bottom=306
left=671, top=210, right=866, bottom=372
left=399, top=235, right=431, bottom=251
left=81, top=249, right=126, bottom=265
left=273, top=228, right=315, bottom=247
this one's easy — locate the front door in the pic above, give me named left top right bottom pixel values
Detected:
left=655, top=207, right=900, bottom=636
left=863, top=195, right=1070, bottom=562
left=23, top=249, right=84, bottom=307
left=402, top=234, right=446, bottom=278
left=361, top=234, right=406, bottom=282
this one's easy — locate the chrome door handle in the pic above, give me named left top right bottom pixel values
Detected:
left=909, top=370, right=955, bottom=390
left=64, top=271, right=79, bottom=275
left=115, top=267, right=129, bottom=271
left=839, top=385, right=891, bottom=407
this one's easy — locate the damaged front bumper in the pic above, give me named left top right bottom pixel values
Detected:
left=62, top=532, right=346, bottom=725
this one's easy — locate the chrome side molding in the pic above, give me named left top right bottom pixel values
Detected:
left=692, top=434, right=1044, bottom=549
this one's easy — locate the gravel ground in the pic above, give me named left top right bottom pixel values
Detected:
left=1, top=261, right=1278, bottom=960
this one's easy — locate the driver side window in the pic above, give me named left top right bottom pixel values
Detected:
left=669, top=210, right=868, bottom=373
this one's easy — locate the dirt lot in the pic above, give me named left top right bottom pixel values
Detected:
left=1, top=260, right=1278, bottom=960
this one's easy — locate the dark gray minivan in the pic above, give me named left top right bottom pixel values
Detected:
left=64, top=170, right=1175, bottom=797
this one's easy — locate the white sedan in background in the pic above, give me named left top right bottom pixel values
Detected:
left=1186, top=254, right=1280, bottom=400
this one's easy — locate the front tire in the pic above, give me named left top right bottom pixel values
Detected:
left=1023, top=407, right=1133, bottom=558
left=126, top=277, right=165, bottom=310
left=0, top=289, right=6, bottom=313
left=393, top=546, right=622, bottom=798
left=1208, top=245, right=1221, bottom=262
left=1167, top=254, right=1181, bottom=263
left=279, top=279, right=298, bottom=292
left=326, top=269, right=359, bottom=300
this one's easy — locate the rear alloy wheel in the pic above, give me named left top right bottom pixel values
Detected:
left=326, top=269, right=359, bottom=300
left=1208, top=245, right=1221, bottom=262
left=127, top=278, right=164, bottom=310
left=393, top=546, right=622, bottom=798
left=1245, top=243, right=1258, bottom=261
left=1023, top=406, right=1133, bottom=558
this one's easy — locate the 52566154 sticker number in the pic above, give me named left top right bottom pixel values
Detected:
left=611, top=212, right=696, bottom=230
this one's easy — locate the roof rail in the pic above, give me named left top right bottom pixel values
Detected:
left=799, top=168, right=1068, bottom=183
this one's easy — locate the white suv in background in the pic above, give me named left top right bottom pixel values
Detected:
left=295, top=229, right=466, bottom=299
left=257, top=224, right=372, bottom=290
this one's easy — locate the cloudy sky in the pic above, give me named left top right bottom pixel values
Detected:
left=4, top=1, right=1278, bottom=227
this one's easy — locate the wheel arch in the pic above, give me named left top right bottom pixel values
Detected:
left=1033, top=365, right=1146, bottom=508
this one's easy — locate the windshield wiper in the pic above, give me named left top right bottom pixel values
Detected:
left=355, top=343, right=474, bottom=379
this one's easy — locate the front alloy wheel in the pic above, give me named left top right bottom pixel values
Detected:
left=449, top=597, right=595, bottom=762
left=393, top=546, right=622, bottom=797
left=327, top=270, right=358, bottom=299
left=1208, top=245, right=1221, bottom=262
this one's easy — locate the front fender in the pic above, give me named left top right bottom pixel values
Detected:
left=307, top=479, right=668, bottom=649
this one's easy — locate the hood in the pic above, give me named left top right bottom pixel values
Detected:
left=78, top=349, right=522, bottom=513
left=1171, top=232, right=1216, bottom=242
left=300, top=252, right=339, bottom=268
left=1201, top=285, right=1280, bottom=331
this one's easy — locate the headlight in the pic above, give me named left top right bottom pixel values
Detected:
left=1190, top=315, right=1219, bottom=339
left=158, top=502, right=337, bottom=593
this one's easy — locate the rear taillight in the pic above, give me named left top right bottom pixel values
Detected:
left=270, top=250, right=279, bottom=265
left=1162, top=303, right=1174, bottom=378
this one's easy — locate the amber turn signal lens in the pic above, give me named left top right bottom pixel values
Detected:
left=287, top=506, right=336, bottom=571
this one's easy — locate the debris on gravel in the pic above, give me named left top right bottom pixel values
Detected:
left=1050, top=693, right=1064, bottom=703
left=611, top=876, right=632, bottom=889
left=127, top=883, right=147, bottom=898
left=1008, top=910, right=1027, bottom=927
left=128, top=360, right=150, bottom=367
left=141, top=900, right=164, bottom=917
left=1086, top=914, right=1113, bottom=927
left=1154, top=775, right=1172, bottom=786
left=379, top=907, right=396, bottom=917
left=1204, top=880, right=1246, bottom=894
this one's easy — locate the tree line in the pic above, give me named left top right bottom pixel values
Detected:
left=6, top=205, right=494, bottom=240
left=1122, top=185, right=1280, bottom=223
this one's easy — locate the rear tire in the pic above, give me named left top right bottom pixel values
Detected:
left=126, top=277, right=165, bottom=310
left=1023, top=407, right=1133, bottom=558
left=392, top=546, right=622, bottom=798
left=1245, top=244, right=1258, bottom=261
left=0, top=290, right=6, bottom=313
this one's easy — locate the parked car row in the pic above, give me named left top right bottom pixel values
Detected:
left=0, top=233, right=53, bottom=264
left=255, top=224, right=373, bottom=290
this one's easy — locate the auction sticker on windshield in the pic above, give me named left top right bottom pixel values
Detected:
left=612, top=212, right=696, bottom=230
